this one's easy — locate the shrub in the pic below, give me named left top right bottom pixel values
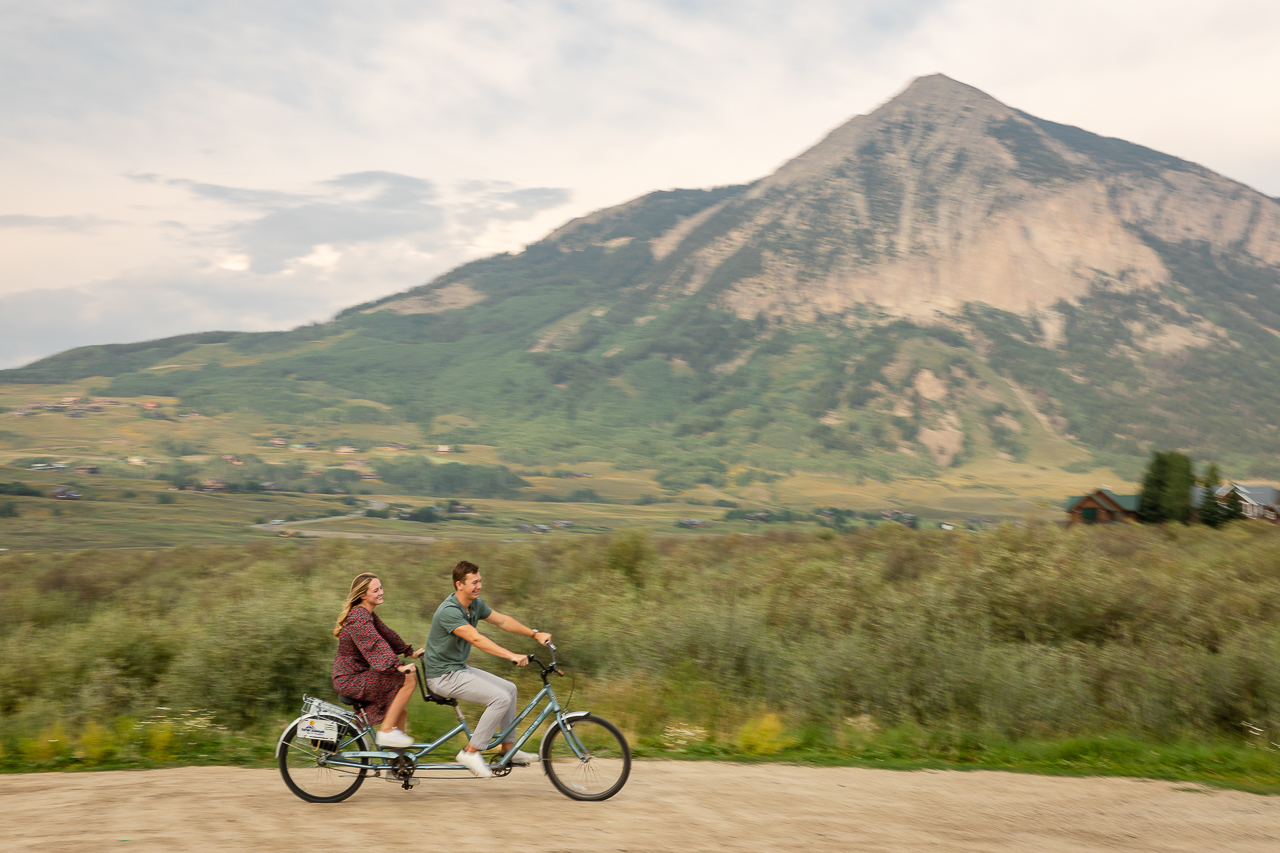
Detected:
left=735, top=713, right=796, bottom=755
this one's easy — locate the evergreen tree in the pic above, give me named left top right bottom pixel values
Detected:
left=1223, top=488, right=1246, bottom=522
left=1138, top=451, right=1169, bottom=522
left=1199, top=463, right=1221, bottom=488
left=1160, top=452, right=1195, bottom=523
left=1198, top=463, right=1223, bottom=528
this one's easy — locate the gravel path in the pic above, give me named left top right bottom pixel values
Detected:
left=4, top=763, right=1279, bottom=852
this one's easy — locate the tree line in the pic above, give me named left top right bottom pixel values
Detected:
left=1138, top=450, right=1245, bottom=526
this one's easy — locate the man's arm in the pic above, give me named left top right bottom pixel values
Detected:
left=452, top=624, right=529, bottom=666
left=485, top=610, right=551, bottom=646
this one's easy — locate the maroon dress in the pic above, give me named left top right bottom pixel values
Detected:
left=332, top=607, right=413, bottom=725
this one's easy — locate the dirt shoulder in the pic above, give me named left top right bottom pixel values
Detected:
left=5, top=762, right=1278, bottom=852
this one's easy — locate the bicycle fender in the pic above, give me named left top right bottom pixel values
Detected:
left=275, top=713, right=348, bottom=758
left=538, top=710, right=593, bottom=770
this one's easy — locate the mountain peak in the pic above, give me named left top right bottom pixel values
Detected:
left=759, top=75, right=1012, bottom=193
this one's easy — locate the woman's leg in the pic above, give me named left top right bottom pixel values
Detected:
left=379, top=668, right=417, bottom=733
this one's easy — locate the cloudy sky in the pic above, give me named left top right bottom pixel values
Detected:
left=2, top=0, right=1278, bottom=368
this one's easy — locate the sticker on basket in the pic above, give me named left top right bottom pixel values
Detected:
left=299, top=718, right=339, bottom=740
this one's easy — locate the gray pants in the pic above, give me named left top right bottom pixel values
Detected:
left=427, top=666, right=518, bottom=751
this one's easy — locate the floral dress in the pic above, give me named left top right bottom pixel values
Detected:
left=332, top=607, right=413, bottom=725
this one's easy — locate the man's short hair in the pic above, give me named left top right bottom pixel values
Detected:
left=453, top=560, right=480, bottom=585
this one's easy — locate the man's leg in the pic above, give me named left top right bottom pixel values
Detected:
left=429, top=667, right=518, bottom=751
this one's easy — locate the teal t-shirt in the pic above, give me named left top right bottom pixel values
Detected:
left=422, top=593, right=493, bottom=678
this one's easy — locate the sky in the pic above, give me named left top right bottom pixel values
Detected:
left=2, top=0, right=1279, bottom=369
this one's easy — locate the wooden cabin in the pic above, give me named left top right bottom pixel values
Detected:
left=1064, top=488, right=1141, bottom=524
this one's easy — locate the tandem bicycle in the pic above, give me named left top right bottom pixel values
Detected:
left=276, top=642, right=630, bottom=802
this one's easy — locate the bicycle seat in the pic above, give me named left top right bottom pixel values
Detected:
left=336, top=694, right=367, bottom=711
left=424, top=686, right=458, bottom=707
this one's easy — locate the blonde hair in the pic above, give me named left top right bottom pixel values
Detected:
left=334, top=572, right=379, bottom=638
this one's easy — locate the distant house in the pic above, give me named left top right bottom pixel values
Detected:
left=676, top=518, right=706, bottom=528
left=1194, top=483, right=1280, bottom=523
left=382, top=442, right=408, bottom=452
left=358, top=472, right=379, bottom=480
left=449, top=503, right=474, bottom=513
left=269, top=437, right=287, bottom=447
left=436, top=445, right=453, bottom=453
left=142, top=401, right=159, bottom=409
left=52, top=487, right=82, bottom=500
left=127, top=457, right=147, bottom=466
left=334, top=446, right=358, bottom=454
left=568, top=472, right=593, bottom=478
left=201, top=478, right=227, bottom=491
left=260, top=481, right=281, bottom=491
left=222, top=455, right=243, bottom=465
left=75, top=465, right=99, bottom=475
left=1064, top=488, right=1141, bottom=524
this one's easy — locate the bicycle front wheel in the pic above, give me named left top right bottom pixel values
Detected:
left=278, top=717, right=371, bottom=803
left=541, top=714, right=631, bottom=801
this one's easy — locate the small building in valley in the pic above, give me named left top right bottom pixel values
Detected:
left=1064, top=488, right=1141, bottom=524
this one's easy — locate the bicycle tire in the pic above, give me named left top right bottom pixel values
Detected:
left=278, top=717, right=371, bottom=803
left=541, top=714, right=631, bottom=801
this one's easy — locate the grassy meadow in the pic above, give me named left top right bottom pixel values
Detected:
left=2, top=522, right=1279, bottom=791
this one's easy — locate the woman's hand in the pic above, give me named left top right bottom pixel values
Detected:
left=410, top=647, right=425, bottom=659
left=397, top=663, right=416, bottom=674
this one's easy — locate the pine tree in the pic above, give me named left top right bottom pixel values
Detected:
left=1160, top=452, right=1195, bottom=523
left=1198, top=463, right=1223, bottom=528
left=1138, top=451, right=1169, bottom=522
left=1223, top=488, right=1246, bottom=522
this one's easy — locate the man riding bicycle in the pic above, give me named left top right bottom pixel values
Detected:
left=421, top=560, right=551, bottom=777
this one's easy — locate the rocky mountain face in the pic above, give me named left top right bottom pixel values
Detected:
left=545, top=74, right=1280, bottom=323
left=10, top=76, right=1280, bottom=484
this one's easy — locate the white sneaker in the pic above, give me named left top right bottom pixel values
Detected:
left=506, top=749, right=539, bottom=766
left=375, top=729, right=413, bottom=748
left=456, top=748, right=493, bottom=778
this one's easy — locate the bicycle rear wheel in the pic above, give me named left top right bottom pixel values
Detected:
left=278, top=717, right=371, bottom=803
left=541, top=714, right=631, bottom=801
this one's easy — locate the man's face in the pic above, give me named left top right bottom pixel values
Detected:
left=456, top=572, right=482, bottom=599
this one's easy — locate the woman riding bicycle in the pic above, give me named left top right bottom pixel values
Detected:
left=332, top=572, right=423, bottom=748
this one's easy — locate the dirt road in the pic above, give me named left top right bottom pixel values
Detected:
left=4, top=763, right=1277, bottom=852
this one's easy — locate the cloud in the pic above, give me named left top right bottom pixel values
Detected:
left=0, top=169, right=571, bottom=368
left=147, top=170, right=571, bottom=273
left=0, top=214, right=114, bottom=232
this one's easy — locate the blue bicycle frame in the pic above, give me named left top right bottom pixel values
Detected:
left=300, top=651, right=594, bottom=774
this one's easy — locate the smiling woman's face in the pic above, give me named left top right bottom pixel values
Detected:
left=360, top=577, right=384, bottom=610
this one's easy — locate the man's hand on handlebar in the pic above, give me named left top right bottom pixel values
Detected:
left=510, top=654, right=530, bottom=667
left=532, top=630, right=552, bottom=647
